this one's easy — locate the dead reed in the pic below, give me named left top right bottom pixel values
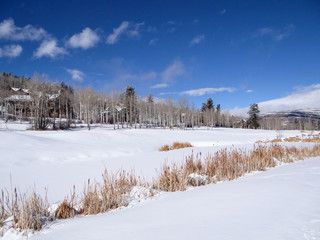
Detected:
left=154, top=144, right=320, bottom=191
left=256, top=135, right=320, bottom=144
left=81, top=169, right=139, bottom=215
left=159, top=142, right=193, bottom=151
left=0, top=188, right=49, bottom=233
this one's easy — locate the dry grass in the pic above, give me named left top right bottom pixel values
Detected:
left=55, top=199, right=77, bottom=219
left=158, top=144, right=170, bottom=152
left=154, top=144, right=320, bottom=191
left=159, top=142, right=193, bottom=151
left=81, top=169, right=138, bottom=215
left=256, top=135, right=320, bottom=144
left=17, top=192, right=49, bottom=232
left=0, top=188, right=49, bottom=233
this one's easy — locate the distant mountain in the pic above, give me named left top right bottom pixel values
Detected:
left=229, top=84, right=320, bottom=117
left=262, top=108, right=320, bottom=119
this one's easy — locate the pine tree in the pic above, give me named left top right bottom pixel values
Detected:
left=125, top=85, right=136, bottom=127
left=248, top=103, right=260, bottom=129
left=201, top=98, right=214, bottom=112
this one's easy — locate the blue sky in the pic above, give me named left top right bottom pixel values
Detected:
left=0, top=0, right=319, bottom=110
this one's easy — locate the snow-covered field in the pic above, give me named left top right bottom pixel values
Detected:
left=1, top=120, right=319, bottom=239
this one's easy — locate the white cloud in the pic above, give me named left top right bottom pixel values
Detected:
left=246, top=89, right=254, bottom=93
left=106, top=21, right=130, bottom=44
left=0, top=44, right=23, bottom=58
left=229, top=84, right=320, bottom=116
left=220, top=9, right=226, bottom=15
left=255, top=25, right=295, bottom=41
left=0, top=18, right=48, bottom=41
left=66, top=69, right=85, bottom=82
left=150, top=60, right=186, bottom=89
left=149, top=38, right=158, bottom=45
left=190, top=35, right=205, bottom=46
left=67, top=28, right=100, bottom=49
left=106, top=21, right=147, bottom=44
left=34, top=39, right=67, bottom=58
left=181, top=87, right=236, bottom=96
left=128, top=22, right=144, bottom=38
left=161, top=60, right=186, bottom=83
left=151, top=83, right=169, bottom=89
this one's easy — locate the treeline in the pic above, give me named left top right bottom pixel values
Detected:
left=1, top=72, right=319, bottom=131
left=0, top=72, right=241, bottom=130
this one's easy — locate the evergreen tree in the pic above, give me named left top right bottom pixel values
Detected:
left=201, top=98, right=214, bottom=112
left=125, top=85, right=136, bottom=127
left=248, top=103, right=260, bottom=129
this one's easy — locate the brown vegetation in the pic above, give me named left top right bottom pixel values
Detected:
left=256, top=135, right=320, bottom=144
left=154, top=144, right=320, bottom=191
left=159, top=142, right=193, bottom=151
left=0, top=189, right=48, bottom=233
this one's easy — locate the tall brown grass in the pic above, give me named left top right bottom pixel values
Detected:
left=0, top=188, right=49, bottom=234
left=81, top=169, right=138, bottom=215
left=159, top=142, right=193, bottom=151
left=256, top=136, right=320, bottom=144
left=154, top=144, right=320, bottom=191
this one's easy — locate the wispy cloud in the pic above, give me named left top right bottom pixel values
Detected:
left=193, top=19, right=199, bottom=24
left=0, top=44, right=23, bottom=58
left=151, top=83, right=169, bottom=89
left=66, top=69, right=85, bottom=82
left=162, top=60, right=186, bottom=82
left=66, top=27, right=100, bottom=49
left=106, top=21, right=146, bottom=45
left=106, top=21, right=130, bottom=44
left=220, top=9, right=226, bottom=15
left=246, top=89, right=254, bottom=93
left=181, top=87, right=236, bottom=96
left=149, top=38, right=158, bottom=45
left=0, top=18, right=48, bottom=41
left=190, top=34, right=205, bottom=46
left=127, top=22, right=144, bottom=38
left=255, top=25, right=295, bottom=41
left=167, top=21, right=178, bottom=33
left=34, top=39, right=67, bottom=58
left=150, top=60, right=186, bottom=89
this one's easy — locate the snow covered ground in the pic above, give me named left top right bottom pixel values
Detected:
left=1, top=120, right=319, bottom=239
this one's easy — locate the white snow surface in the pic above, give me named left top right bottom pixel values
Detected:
left=3, top=157, right=319, bottom=240
left=0, top=121, right=309, bottom=203
left=1, top=121, right=320, bottom=239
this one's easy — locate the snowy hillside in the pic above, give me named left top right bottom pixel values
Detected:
left=1, top=120, right=319, bottom=240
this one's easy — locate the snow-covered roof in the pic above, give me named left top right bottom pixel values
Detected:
left=49, top=93, right=60, bottom=100
left=10, top=87, right=30, bottom=93
left=11, top=87, right=21, bottom=92
left=5, top=95, right=33, bottom=102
